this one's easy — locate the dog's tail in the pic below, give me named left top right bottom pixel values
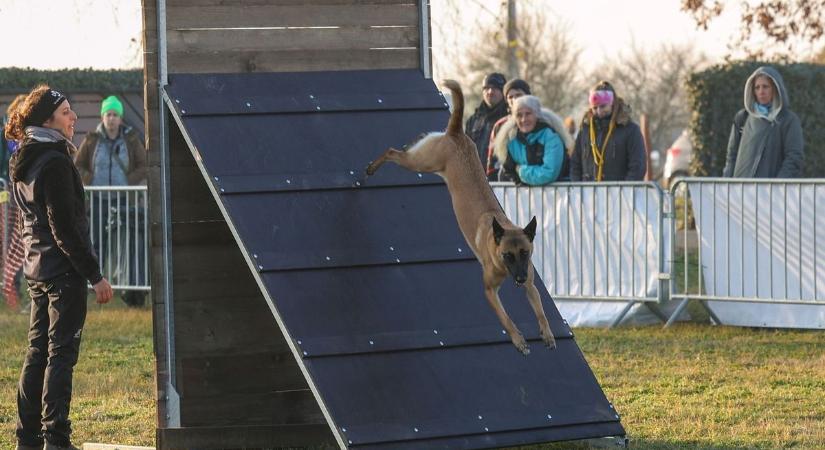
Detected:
left=442, top=79, right=463, bottom=136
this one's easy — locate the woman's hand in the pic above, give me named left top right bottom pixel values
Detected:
left=93, top=278, right=114, bottom=304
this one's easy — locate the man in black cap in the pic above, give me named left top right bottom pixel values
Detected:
left=465, top=72, right=508, bottom=169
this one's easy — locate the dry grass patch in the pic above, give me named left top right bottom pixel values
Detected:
left=1, top=302, right=823, bottom=449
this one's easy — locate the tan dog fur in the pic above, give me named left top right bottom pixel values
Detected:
left=365, top=80, right=555, bottom=355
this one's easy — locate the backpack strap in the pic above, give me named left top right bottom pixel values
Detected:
left=734, top=109, right=748, bottom=134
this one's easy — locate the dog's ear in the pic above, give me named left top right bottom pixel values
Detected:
left=492, top=217, right=505, bottom=245
left=523, top=216, right=537, bottom=242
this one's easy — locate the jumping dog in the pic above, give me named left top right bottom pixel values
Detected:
left=366, top=80, right=555, bottom=355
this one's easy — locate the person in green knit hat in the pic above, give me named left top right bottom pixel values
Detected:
left=76, top=95, right=148, bottom=307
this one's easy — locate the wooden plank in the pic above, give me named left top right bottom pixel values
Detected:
left=170, top=243, right=262, bottom=301
left=180, top=390, right=325, bottom=427
left=168, top=123, right=201, bottom=167
left=168, top=220, right=234, bottom=246
left=168, top=0, right=411, bottom=6
left=167, top=4, right=417, bottom=29
left=83, top=444, right=153, bottom=450
left=157, top=424, right=335, bottom=450
left=171, top=266, right=263, bottom=302
left=143, top=0, right=166, bottom=431
left=168, top=48, right=419, bottom=73
left=150, top=249, right=168, bottom=307
left=178, top=349, right=308, bottom=397
left=166, top=26, right=418, bottom=53
left=173, top=292, right=281, bottom=358
left=169, top=166, right=224, bottom=222
left=147, top=166, right=163, bottom=223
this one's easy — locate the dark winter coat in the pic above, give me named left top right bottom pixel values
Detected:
left=570, top=99, right=646, bottom=181
left=465, top=99, right=509, bottom=167
left=723, top=66, right=804, bottom=178
left=10, top=137, right=102, bottom=284
left=75, top=123, right=147, bottom=185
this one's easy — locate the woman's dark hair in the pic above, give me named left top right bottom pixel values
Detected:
left=4, top=84, right=54, bottom=141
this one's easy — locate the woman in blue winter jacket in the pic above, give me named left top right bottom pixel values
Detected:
left=493, top=95, right=573, bottom=185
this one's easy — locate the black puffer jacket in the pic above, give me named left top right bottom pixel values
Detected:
left=465, top=100, right=509, bottom=166
left=10, top=138, right=102, bottom=283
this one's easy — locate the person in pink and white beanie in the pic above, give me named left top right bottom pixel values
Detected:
left=570, top=81, right=646, bottom=181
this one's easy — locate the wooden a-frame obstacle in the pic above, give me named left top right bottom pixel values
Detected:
left=142, top=1, right=626, bottom=448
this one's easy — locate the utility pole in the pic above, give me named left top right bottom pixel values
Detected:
left=507, top=0, right=518, bottom=78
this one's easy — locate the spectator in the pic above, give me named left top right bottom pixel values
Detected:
left=492, top=95, right=571, bottom=186
left=465, top=72, right=508, bottom=170
left=723, top=66, right=804, bottom=178
left=75, top=95, right=146, bottom=185
left=1, top=95, right=27, bottom=180
left=75, top=95, right=148, bottom=307
left=485, top=78, right=531, bottom=181
left=1, top=95, right=28, bottom=310
left=6, top=84, right=113, bottom=450
left=564, top=116, right=578, bottom=140
left=570, top=81, right=646, bottom=181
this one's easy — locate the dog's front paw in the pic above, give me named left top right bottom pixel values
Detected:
left=541, top=328, right=556, bottom=349
left=365, top=161, right=377, bottom=176
left=511, top=334, right=530, bottom=356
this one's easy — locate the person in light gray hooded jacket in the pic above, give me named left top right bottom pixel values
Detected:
left=723, top=66, right=804, bottom=178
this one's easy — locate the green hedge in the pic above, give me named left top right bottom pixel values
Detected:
left=685, top=61, right=825, bottom=177
left=0, top=68, right=141, bottom=93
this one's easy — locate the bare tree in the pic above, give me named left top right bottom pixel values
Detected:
left=454, top=1, right=583, bottom=117
left=681, top=0, right=825, bottom=59
left=590, top=42, right=708, bottom=151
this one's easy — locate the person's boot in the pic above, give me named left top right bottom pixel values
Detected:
left=44, top=442, right=80, bottom=450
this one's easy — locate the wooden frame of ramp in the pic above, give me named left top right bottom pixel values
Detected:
left=141, top=1, right=625, bottom=448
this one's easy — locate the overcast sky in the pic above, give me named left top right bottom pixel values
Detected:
left=0, top=0, right=745, bottom=71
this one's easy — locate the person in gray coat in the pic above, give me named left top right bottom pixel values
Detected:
left=723, top=66, right=804, bottom=178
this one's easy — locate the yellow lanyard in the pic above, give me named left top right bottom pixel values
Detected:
left=589, top=115, right=615, bottom=182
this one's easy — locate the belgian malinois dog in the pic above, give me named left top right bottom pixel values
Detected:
left=365, top=80, right=555, bottom=355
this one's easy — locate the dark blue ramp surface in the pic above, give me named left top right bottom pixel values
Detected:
left=164, top=69, right=624, bottom=449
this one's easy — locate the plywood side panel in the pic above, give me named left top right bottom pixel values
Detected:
left=168, top=48, right=420, bottom=73
left=173, top=293, right=287, bottom=358
left=167, top=3, right=417, bottom=28
left=166, top=26, right=417, bottom=53
left=169, top=243, right=262, bottom=302
left=157, top=424, right=335, bottom=449
left=180, top=390, right=325, bottom=427
left=178, top=350, right=308, bottom=397
left=167, top=0, right=412, bottom=6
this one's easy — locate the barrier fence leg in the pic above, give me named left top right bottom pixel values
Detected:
left=609, top=302, right=636, bottom=328
left=643, top=303, right=668, bottom=323
left=700, top=300, right=722, bottom=325
left=664, top=299, right=690, bottom=328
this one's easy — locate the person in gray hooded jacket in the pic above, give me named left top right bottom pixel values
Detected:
left=723, top=66, right=804, bottom=178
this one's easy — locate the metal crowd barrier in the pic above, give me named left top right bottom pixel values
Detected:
left=86, top=186, right=150, bottom=291
left=491, top=182, right=669, bottom=327
left=667, top=178, right=825, bottom=327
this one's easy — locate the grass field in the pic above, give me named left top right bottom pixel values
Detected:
left=1, top=297, right=823, bottom=449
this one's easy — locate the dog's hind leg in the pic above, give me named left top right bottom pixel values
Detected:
left=366, top=144, right=447, bottom=177
left=525, top=281, right=556, bottom=349
left=365, top=147, right=403, bottom=176
left=484, top=282, right=529, bottom=355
